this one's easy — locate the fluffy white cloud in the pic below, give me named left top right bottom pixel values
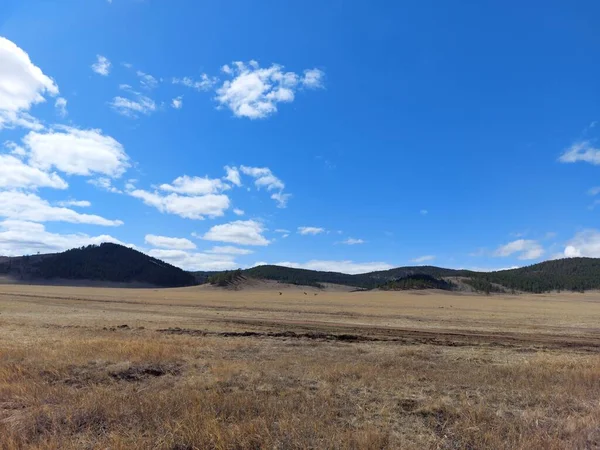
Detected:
left=494, top=239, right=544, bottom=260
left=137, top=70, right=158, bottom=90
left=57, top=200, right=91, bottom=208
left=207, top=246, right=253, bottom=255
left=0, top=220, right=127, bottom=256
left=171, top=96, right=183, bottom=109
left=144, top=234, right=196, bottom=250
left=24, top=127, right=129, bottom=177
left=411, top=255, right=436, bottom=263
left=275, top=260, right=393, bottom=275
left=563, top=230, right=600, bottom=258
left=233, top=208, right=244, bottom=216
left=0, top=154, right=67, bottom=190
left=91, top=55, right=111, bottom=76
left=0, top=37, right=59, bottom=129
left=240, top=165, right=289, bottom=207
left=341, top=238, right=365, bottom=245
left=215, top=61, right=324, bottom=119
left=559, top=141, right=600, bottom=165
left=55, top=97, right=67, bottom=117
left=202, top=220, right=269, bottom=246
left=128, top=189, right=229, bottom=220
left=298, top=226, right=325, bottom=235
left=110, top=93, right=156, bottom=118
left=0, top=191, right=122, bottom=226
left=224, top=166, right=242, bottom=186
left=173, top=74, right=218, bottom=91
left=301, top=68, right=324, bottom=89
left=147, top=248, right=237, bottom=271
left=159, top=175, right=229, bottom=195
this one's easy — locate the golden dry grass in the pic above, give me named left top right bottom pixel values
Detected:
left=1, top=284, right=600, bottom=449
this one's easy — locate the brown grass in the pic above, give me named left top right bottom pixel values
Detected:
left=1, top=285, right=600, bottom=449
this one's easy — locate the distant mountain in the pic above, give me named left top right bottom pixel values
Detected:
left=0, top=243, right=196, bottom=288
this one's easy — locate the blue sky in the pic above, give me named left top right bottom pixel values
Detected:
left=0, top=0, right=599, bottom=273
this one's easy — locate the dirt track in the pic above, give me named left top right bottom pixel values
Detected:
left=2, top=283, right=600, bottom=352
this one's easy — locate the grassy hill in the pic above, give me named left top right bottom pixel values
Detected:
left=0, top=243, right=197, bottom=288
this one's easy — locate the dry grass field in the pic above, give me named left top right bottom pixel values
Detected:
left=2, top=284, right=600, bottom=449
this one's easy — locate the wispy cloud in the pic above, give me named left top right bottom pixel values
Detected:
left=494, top=239, right=544, bottom=260
left=298, top=226, right=325, bottom=236
left=411, top=255, right=435, bottom=263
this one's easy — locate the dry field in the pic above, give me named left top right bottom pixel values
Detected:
left=2, top=284, right=600, bottom=449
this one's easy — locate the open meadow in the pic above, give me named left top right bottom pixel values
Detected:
left=2, top=284, right=600, bottom=449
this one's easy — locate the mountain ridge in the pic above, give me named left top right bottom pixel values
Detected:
left=2, top=243, right=600, bottom=293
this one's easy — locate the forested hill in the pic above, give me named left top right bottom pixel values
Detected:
left=3, top=243, right=600, bottom=293
left=242, top=258, right=600, bottom=293
left=0, top=243, right=196, bottom=288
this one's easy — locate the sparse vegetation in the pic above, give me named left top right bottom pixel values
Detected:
left=2, top=284, right=600, bottom=448
left=207, top=268, right=244, bottom=287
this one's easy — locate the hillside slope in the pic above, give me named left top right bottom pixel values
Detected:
left=0, top=243, right=197, bottom=288
left=243, top=258, right=600, bottom=293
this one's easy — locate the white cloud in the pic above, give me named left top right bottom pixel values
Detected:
left=137, top=70, right=158, bottom=90
left=88, top=177, right=122, bottom=193
left=341, top=238, right=365, bottom=245
left=301, top=68, right=324, bottom=89
left=275, top=260, right=393, bottom=275
left=224, top=166, right=242, bottom=186
left=55, top=97, right=67, bottom=117
left=275, top=229, right=290, bottom=234
left=298, top=226, right=325, bottom=235
left=91, top=55, right=111, bottom=76
left=0, top=37, right=59, bottom=130
left=0, top=220, right=127, bottom=256
left=207, top=246, right=253, bottom=255
left=563, top=229, right=600, bottom=258
left=0, top=154, right=67, bottom=190
left=144, top=234, right=196, bottom=250
left=240, top=165, right=284, bottom=190
left=128, top=189, right=229, bottom=220
left=57, top=200, right=91, bottom=208
left=5, top=141, right=27, bottom=157
left=110, top=93, right=156, bottom=118
left=271, top=191, right=291, bottom=208
left=0, top=191, right=122, bottom=226
left=171, top=96, right=183, bottom=109
left=559, top=141, right=600, bottom=165
left=494, top=239, right=544, bottom=260
left=159, top=175, right=229, bottom=196
left=233, top=208, right=244, bottom=216
left=202, top=220, right=269, bottom=246
left=411, top=255, right=436, bottom=263
left=215, top=61, right=324, bottom=119
left=24, top=127, right=129, bottom=177
left=173, top=74, right=218, bottom=91
left=147, top=248, right=237, bottom=271
left=240, top=165, right=289, bottom=207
